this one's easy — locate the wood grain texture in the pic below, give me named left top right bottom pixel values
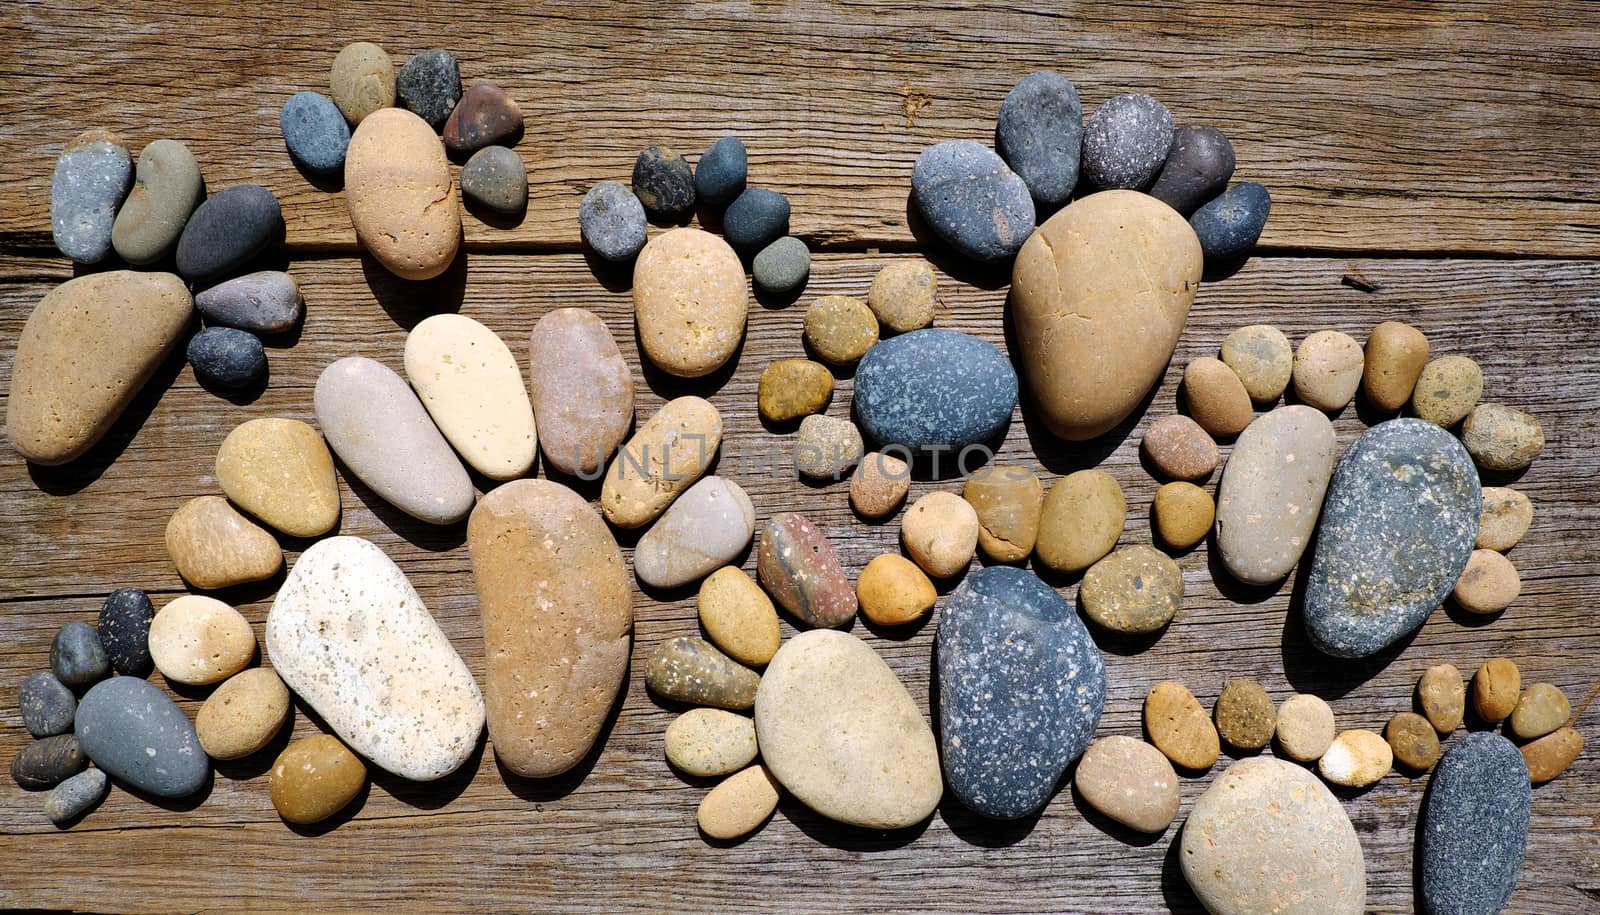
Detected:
left=1, top=250, right=1597, bottom=912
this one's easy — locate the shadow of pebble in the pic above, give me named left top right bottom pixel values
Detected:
left=370, top=730, right=486, bottom=811
left=360, top=249, right=467, bottom=330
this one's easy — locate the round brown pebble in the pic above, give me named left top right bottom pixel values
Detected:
left=1361, top=321, right=1429, bottom=411
left=697, top=764, right=782, bottom=840
left=1318, top=729, right=1392, bottom=787
left=1213, top=680, right=1275, bottom=751
left=1292, top=330, right=1363, bottom=411
left=1471, top=657, right=1521, bottom=723
left=856, top=554, right=937, bottom=626
left=1461, top=403, right=1545, bottom=471
left=1220, top=324, right=1293, bottom=403
left=1412, top=355, right=1482, bottom=427
left=1417, top=663, right=1466, bottom=734
left=1141, top=414, right=1219, bottom=481
left=1520, top=727, right=1583, bottom=784
left=1144, top=680, right=1220, bottom=771
left=850, top=451, right=911, bottom=519
left=1275, top=693, right=1336, bottom=762
left=1079, top=545, right=1183, bottom=635
left=803, top=295, right=878, bottom=365
left=1151, top=482, right=1214, bottom=550
left=697, top=567, right=781, bottom=668
left=269, top=734, right=366, bottom=825
left=757, top=359, right=833, bottom=423
left=1183, top=357, right=1253, bottom=438
left=1451, top=549, right=1520, bottom=614
left=1478, top=487, right=1533, bottom=552
left=867, top=260, right=938, bottom=333
left=901, top=491, right=979, bottom=578
left=1509, top=683, right=1571, bottom=741
left=1384, top=712, right=1441, bottom=771
left=961, top=464, right=1042, bottom=562
left=164, top=495, right=284, bottom=590
left=195, top=668, right=290, bottom=761
left=1035, top=470, right=1126, bottom=574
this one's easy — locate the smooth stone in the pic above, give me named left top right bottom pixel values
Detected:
left=1362, top=321, right=1429, bottom=412
left=270, top=735, right=366, bottom=824
left=51, top=129, right=132, bottom=264
left=1145, top=681, right=1220, bottom=770
left=698, top=764, right=781, bottom=839
left=803, top=295, right=879, bottom=365
left=757, top=359, right=832, bottom=422
left=1521, top=727, right=1583, bottom=784
left=404, top=314, right=536, bottom=480
left=938, top=566, right=1105, bottom=818
left=467, top=480, right=630, bottom=777
left=995, top=70, right=1082, bottom=207
left=194, top=271, right=303, bottom=334
left=632, top=145, right=696, bottom=219
left=665, top=708, right=758, bottom=777
left=216, top=417, right=341, bottom=537
left=314, top=356, right=474, bottom=525
left=1418, top=664, right=1466, bottom=734
left=329, top=41, right=395, bottom=125
left=1412, top=355, right=1483, bottom=427
left=527, top=308, right=634, bottom=477
left=1081, top=94, right=1173, bottom=189
left=1386, top=712, right=1442, bottom=770
left=12, top=735, right=87, bottom=790
left=1478, top=487, right=1533, bottom=552
left=51, top=622, right=109, bottom=689
left=1472, top=657, right=1521, bottom=723
left=632, top=227, right=746, bottom=377
left=1191, top=182, right=1272, bottom=259
left=962, top=464, right=1043, bottom=562
left=1182, top=757, right=1367, bottom=914
left=600, top=396, right=722, bottom=527
left=1221, top=324, right=1294, bottom=403
left=1213, top=679, right=1276, bottom=751
left=634, top=476, right=756, bottom=588
left=756, top=512, right=858, bottom=628
left=111, top=138, right=203, bottom=265
left=751, top=236, right=810, bottom=294
left=45, top=768, right=108, bottom=825
left=1075, top=735, right=1179, bottom=833
left=1142, top=414, right=1220, bottom=481
left=856, top=554, right=937, bottom=627
left=694, top=135, right=747, bottom=206
left=1293, top=330, right=1364, bottom=411
left=1183, top=357, right=1253, bottom=437
left=853, top=328, right=1018, bottom=452
left=1462, top=403, right=1544, bottom=471
left=794, top=414, right=863, bottom=480
left=1319, top=729, right=1393, bottom=786
left=7, top=271, right=191, bottom=465
left=1149, top=125, right=1236, bottom=215
left=279, top=91, right=350, bottom=174
left=1035, top=469, right=1126, bottom=574
left=19, top=672, right=76, bottom=738
left=756, top=629, right=942, bottom=829
left=175, top=184, right=282, bottom=284
left=1215, top=406, right=1338, bottom=585
left=1421, top=733, right=1530, bottom=915
left=396, top=48, right=461, bottom=129
left=910, top=139, right=1034, bottom=262
left=75, top=677, right=207, bottom=797
left=195, top=668, right=290, bottom=760
left=646, top=637, right=760, bottom=710
left=345, top=108, right=461, bottom=280
left=850, top=451, right=911, bottom=519
left=98, top=588, right=154, bottom=676
left=867, top=259, right=937, bottom=333
left=1276, top=693, right=1336, bottom=762
left=901, top=491, right=979, bottom=578
left=148, top=595, right=255, bottom=685
left=1011, top=190, right=1202, bottom=440
left=1509, top=682, right=1570, bottom=741
left=187, top=327, right=267, bottom=390
left=1152, top=481, right=1214, bottom=550
left=443, top=80, right=523, bottom=154
left=698, top=567, right=781, bottom=667
left=460, top=146, right=528, bottom=213
left=1452, top=549, right=1520, bottom=614
left=1302, top=419, right=1481, bottom=657
left=723, top=187, right=790, bottom=250
left=1079, top=544, right=1182, bottom=634
left=578, top=181, right=647, bottom=261
left=164, top=495, right=282, bottom=589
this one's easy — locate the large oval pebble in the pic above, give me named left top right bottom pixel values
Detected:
left=600, top=396, right=721, bottom=528
left=51, top=129, right=132, bottom=264
left=1214, top=406, right=1337, bottom=585
left=76, top=676, right=208, bottom=798
left=527, top=308, right=635, bottom=477
left=175, top=184, right=283, bottom=284
left=404, top=314, right=536, bottom=481
left=635, top=476, right=756, bottom=589
left=633, top=227, right=747, bottom=377
left=853, top=328, right=1018, bottom=453
left=1421, top=733, right=1530, bottom=915
left=112, top=138, right=203, bottom=265
left=345, top=107, right=461, bottom=280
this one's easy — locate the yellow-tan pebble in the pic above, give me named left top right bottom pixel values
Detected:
left=196, top=668, right=290, bottom=760
left=633, top=227, right=747, bottom=378
left=1384, top=712, right=1441, bottom=770
left=803, top=295, right=879, bottom=365
left=857, top=554, right=937, bottom=626
left=1318, top=729, right=1392, bottom=787
left=1035, top=469, right=1126, bottom=574
left=403, top=314, right=536, bottom=480
left=665, top=708, right=758, bottom=777
left=216, top=417, right=340, bottom=538
left=1220, top=324, right=1293, bottom=404
left=697, top=567, right=780, bottom=667
left=961, top=464, right=1043, bottom=563
left=1361, top=321, right=1429, bottom=411
left=1451, top=549, right=1520, bottom=614
left=900, top=491, right=979, bottom=578
left=867, top=260, right=938, bottom=333
left=1471, top=657, right=1521, bottom=723
left=148, top=595, right=257, bottom=686
left=1275, top=693, right=1336, bottom=762
left=1292, top=330, right=1364, bottom=411
left=1412, top=355, right=1483, bottom=427
left=329, top=41, right=395, bottom=125
left=1182, top=357, right=1252, bottom=438
left=849, top=451, right=911, bottom=519
left=270, top=734, right=367, bottom=825
left=1143, top=681, right=1220, bottom=771
left=1521, top=727, right=1583, bottom=784
left=697, top=764, right=782, bottom=840
left=1509, top=683, right=1571, bottom=741
left=1152, top=481, right=1214, bottom=550
left=1417, top=663, right=1466, bottom=734
left=601, top=396, right=722, bottom=528
left=345, top=107, right=460, bottom=281
left=1477, top=487, right=1533, bottom=552
left=757, top=359, right=833, bottom=423
left=164, top=495, right=282, bottom=590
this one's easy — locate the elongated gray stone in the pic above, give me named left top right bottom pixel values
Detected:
left=75, top=677, right=208, bottom=798
left=1420, top=732, right=1530, bottom=915
left=1215, top=406, right=1337, bottom=585
left=51, top=129, right=132, bottom=264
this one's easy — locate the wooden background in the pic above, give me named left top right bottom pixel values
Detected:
left=2, top=2, right=1597, bottom=911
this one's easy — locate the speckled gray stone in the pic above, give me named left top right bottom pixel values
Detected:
left=1191, top=182, right=1272, bottom=260
left=194, top=271, right=303, bottom=334
left=911, top=140, right=1035, bottom=263
left=632, top=145, right=696, bottom=220
left=1081, top=93, right=1174, bottom=190
left=396, top=49, right=461, bottom=130
left=1148, top=125, right=1236, bottom=216
left=695, top=135, right=747, bottom=205
left=11, top=734, right=87, bottom=790
left=51, top=129, right=133, bottom=264
left=50, top=621, right=109, bottom=689
left=187, top=326, right=267, bottom=390
left=938, top=566, right=1105, bottom=819
left=45, top=768, right=108, bottom=825
left=280, top=91, right=351, bottom=174
left=97, top=588, right=154, bottom=676
left=995, top=70, right=1082, bottom=207
left=19, top=672, right=76, bottom=738
left=75, top=676, right=208, bottom=798
left=459, top=145, right=527, bottom=213
left=579, top=181, right=648, bottom=261
left=723, top=187, right=790, bottom=250
left=175, top=184, right=283, bottom=284
left=853, top=328, right=1018, bottom=454
left=1421, top=732, right=1530, bottom=915
left=752, top=236, right=810, bottom=294
left=1303, top=419, right=1481, bottom=658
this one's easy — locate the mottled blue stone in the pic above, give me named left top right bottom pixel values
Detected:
left=722, top=187, right=790, bottom=250
left=579, top=181, right=648, bottom=261
left=51, top=131, right=132, bottom=264
left=76, top=677, right=209, bottom=798
left=19, top=672, right=76, bottom=738
left=50, top=621, right=109, bottom=689
left=1421, top=733, right=1530, bottom=915
left=911, top=140, right=1035, bottom=263
left=853, top=329, right=1018, bottom=455
left=280, top=91, right=350, bottom=174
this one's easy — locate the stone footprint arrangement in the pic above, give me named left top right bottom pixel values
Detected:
left=6, top=47, right=1582, bottom=914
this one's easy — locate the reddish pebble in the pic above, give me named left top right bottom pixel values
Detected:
left=1142, top=414, right=1219, bottom=481
left=442, top=81, right=524, bottom=155
left=757, top=512, right=858, bottom=628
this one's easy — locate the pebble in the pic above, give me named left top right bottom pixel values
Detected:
left=853, top=328, right=1018, bottom=452
left=756, top=629, right=942, bottom=828
left=1183, top=357, right=1253, bottom=437
left=697, top=567, right=781, bottom=667
left=910, top=139, right=1035, bottom=262
left=279, top=91, right=350, bottom=174
left=694, top=135, right=747, bottom=206
left=803, top=295, right=879, bottom=365
left=467, top=480, right=630, bottom=777
left=994, top=70, right=1083, bottom=206
left=396, top=48, right=461, bottom=129
left=45, top=768, right=108, bottom=825
left=866, top=260, right=938, bottom=333
left=75, top=677, right=207, bottom=797
left=856, top=554, right=937, bottom=627
left=50, top=129, right=132, bottom=264
left=329, top=41, right=395, bottom=125
left=1214, top=406, right=1337, bottom=583
left=646, top=637, right=761, bottom=711
left=215, top=417, right=340, bottom=537
left=794, top=414, right=863, bottom=480
left=723, top=187, right=790, bottom=250
left=1472, top=657, right=1521, bottom=723
left=148, top=595, right=256, bottom=686
left=1074, top=735, right=1179, bottom=833
left=756, top=512, right=858, bottom=628
left=346, top=108, right=461, bottom=280
left=697, top=765, right=782, bottom=840
left=194, top=271, right=303, bottom=334
left=1220, top=324, right=1294, bottom=403
left=1081, top=94, right=1173, bottom=189
left=1190, top=182, right=1272, bottom=260
left=1152, top=481, right=1214, bottom=550
left=1148, top=125, right=1236, bottom=215
left=751, top=236, right=810, bottom=294
left=1478, top=487, right=1533, bottom=552
left=1521, top=727, right=1583, bottom=784
left=600, top=396, right=722, bottom=527
left=1420, top=733, right=1530, bottom=915
left=901, top=491, right=980, bottom=578
left=270, top=735, right=367, bottom=825
left=578, top=181, right=648, bottom=261
left=1142, top=414, right=1219, bottom=481
left=664, top=708, right=758, bottom=777
left=314, top=356, right=474, bottom=525
left=186, top=327, right=267, bottom=390
left=633, top=228, right=746, bottom=377
left=962, top=464, right=1043, bottom=562
left=1293, top=330, right=1364, bottom=411
left=938, top=566, right=1105, bottom=818
left=175, top=184, right=283, bottom=284
left=850, top=451, right=911, bottom=519
left=1418, top=664, right=1466, bottom=734
left=403, top=313, right=536, bottom=480
left=1213, top=679, right=1275, bottom=751
left=1412, top=355, right=1483, bottom=427
left=195, top=668, right=290, bottom=760
left=1181, top=757, right=1367, bottom=915
left=460, top=146, right=528, bottom=213
left=1144, top=681, right=1220, bottom=770
left=1319, top=729, right=1393, bottom=786
left=51, top=621, right=109, bottom=689
left=527, top=307, right=634, bottom=477
left=1302, top=419, right=1481, bottom=657
left=12, top=735, right=87, bottom=790
left=1080, top=545, right=1183, bottom=634
left=1361, top=321, right=1429, bottom=412
left=1452, top=549, right=1520, bottom=614
left=757, top=359, right=832, bottom=422
left=632, top=145, right=696, bottom=220
left=634, top=476, right=756, bottom=588
left=1509, top=682, right=1570, bottom=741
left=1462, top=402, right=1544, bottom=472
left=164, top=495, right=282, bottom=589
left=266, top=536, right=486, bottom=780
left=19, top=672, right=76, bottom=738
left=443, top=80, right=523, bottom=154
left=1034, top=469, right=1126, bottom=574
left=6, top=271, right=192, bottom=466
left=1275, top=693, right=1336, bottom=762
left=1012, top=190, right=1201, bottom=440
left=98, top=588, right=155, bottom=676
left=1386, top=711, right=1442, bottom=770
left=111, top=138, right=203, bottom=264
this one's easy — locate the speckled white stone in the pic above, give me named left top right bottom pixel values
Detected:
left=404, top=314, right=536, bottom=481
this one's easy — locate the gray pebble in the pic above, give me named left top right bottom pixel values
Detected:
left=397, top=48, right=462, bottom=130
left=1191, top=182, right=1271, bottom=260
left=723, top=186, right=790, bottom=250
left=1081, top=93, right=1174, bottom=190
left=911, top=140, right=1035, bottom=263
left=188, top=327, right=267, bottom=390
left=1148, top=125, right=1236, bottom=216
left=19, top=672, right=76, bottom=738
left=579, top=180, right=648, bottom=260
left=752, top=236, right=810, bottom=294
left=632, top=146, right=696, bottom=220
left=695, top=135, right=747, bottom=205
left=98, top=588, right=155, bottom=676
left=75, top=676, right=209, bottom=798
left=194, top=271, right=303, bottom=334
left=50, top=621, right=109, bottom=689
left=280, top=91, right=351, bottom=174
left=995, top=70, right=1083, bottom=207
left=45, top=768, right=108, bottom=825
left=1421, top=732, right=1530, bottom=915
left=175, top=184, right=283, bottom=284
left=459, top=145, right=528, bottom=213
left=51, top=129, right=133, bottom=264
left=111, top=139, right=205, bottom=266
left=12, top=735, right=87, bottom=790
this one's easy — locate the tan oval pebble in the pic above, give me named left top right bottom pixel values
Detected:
left=635, top=476, right=756, bottom=589
left=665, top=708, right=758, bottom=777
left=697, top=764, right=782, bottom=840
left=1214, top=405, right=1338, bottom=585
left=850, top=451, right=911, bottom=519
left=216, top=417, right=340, bottom=537
left=1471, top=657, right=1521, bottom=723
left=962, top=464, right=1043, bottom=562
left=527, top=308, right=634, bottom=478
left=1220, top=324, right=1293, bottom=404
left=1152, top=481, right=1214, bottom=550
left=1293, top=330, right=1364, bottom=411
left=757, top=359, right=832, bottom=423
left=633, top=227, right=747, bottom=378
left=1384, top=711, right=1441, bottom=770
left=1276, top=693, right=1336, bottom=762
left=697, top=567, right=781, bottom=667
left=1080, top=545, right=1183, bottom=634
left=329, top=41, right=395, bottom=124
left=794, top=414, right=863, bottom=480
left=1144, top=680, right=1219, bottom=770
left=1417, top=664, right=1466, bottom=734
left=1183, top=357, right=1253, bottom=438
left=601, top=396, right=722, bottom=527
left=1509, top=683, right=1571, bottom=741
left=867, top=260, right=938, bottom=333
left=901, top=491, right=979, bottom=578
left=196, top=668, right=290, bottom=760
left=804, top=295, right=879, bottom=365
left=345, top=108, right=460, bottom=280
left=1035, top=469, right=1126, bottom=574
left=856, top=554, right=937, bottom=627
left=1141, top=414, right=1219, bottom=481
left=1074, top=735, right=1179, bottom=833
left=1361, top=321, right=1429, bottom=411
left=164, top=495, right=283, bottom=590
left=1461, top=402, right=1544, bottom=471
left=403, top=314, right=535, bottom=481
left=1478, top=487, right=1533, bottom=552
left=1451, top=549, right=1520, bottom=614
left=1213, top=679, right=1275, bottom=751
left=270, top=734, right=367, bottom=825
left=1319, top=729, right=1392, bottom=787
left=1520, top=726, right=1583, bottom=784
left=112, top=139, right=204, bottom=265
left=149, top=595, right=256, bottom=686
left=1412, top=355, right=1483, bottom=427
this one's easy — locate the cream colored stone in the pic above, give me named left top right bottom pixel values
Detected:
left=329, top=41, right=395, bottom=124
left=600, top=396, right=722, bottom=528
left=196, top=668, right=290, bottom=760
left=164, top=495, right=282, bottom=590
left=404, top=314, right=536, bottom=481
left=1318, top=729, right=1392, bottom=787
left=215, top=417, right=341, bottom=538
left=1293, top=330, right=1364, bottom=411
left=633, top=227, right=747, bottom=377
left=901, top=491, right=979, bottom=578
left=1477, top=487, right=1533, bottom=552
left=345, top=107, right=460, bottom=280
left=149, top=595, right=256, bottom=686
left=1276, top=693, right=1336, bottom=762
left=849, top=451, right=911, bottom=519
left=1074, top=735, right=1179, bottom=833
left=1451, top=549, right=1520, bottom=614
left=697, top=765, right=782, bottom=840
left=665, top=708, right=758, bottom=777
left=1220, top=324, right=1293, bottom=403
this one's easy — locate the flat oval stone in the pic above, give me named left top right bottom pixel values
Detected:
left=1149, top=125, right=1236, bottom=215
left=195, top=271, right=303, bottom=334
left=1080, top=545, right=1183, bottom=634
left=1184, top=356, right=1253, bottom=437
left=665, top=708, right=757, bottom=777
left=216, top=417, right=340, bottom=537
left=867, top=259, right=937, bottom=333
left=460, top=146, right=528, bottom=213
left=1478, top=487, right=1533, bottom=552
left=853, top=328, right=1018, bottom=453
left=995, top=70, right=1083, bottom=207
left=1011, top=190, right=1202, bottom=440
left=635, top=476, right=755, bottom=589
left=1075, top=735, right=1179, bottom=833
left=330, top=41, right=395, bottom=125
left=938, top=566, right=1105, bottom=818
left=1521, top=727, right=1583, bottom=784
left=76, top=677, right=208, bottom=798
left=267, top=536, right=484, bottom=780
left=1152, top=481, right=1214, bottom=550
left=758, top=358, right=833, bottom=423
left=1221, top=323, right=1294, bottom=403
left=803, top=295, right=878, bottom=365
left=794, top=414, right=864, bottom=480
left=1293, top=330, right=1364, bottom=412
left=1361, top=321, right=1429, bottom=412
left=187, top=327, right=267, bottom=390
left=314, top=356, right=475, bottom=525
left=112, top=138, right=203, bottom=265
left=1462, top=402, right=1544, bottom=471
left=697, top=764, right=781, bottom=840
left=1319, top=729, right=1393, bottom=786
left=698, top=567, right=781, bottom=667
left=1452, top=548, right=1520, bottom=614
left=98, top=588, right=155, bottom=676
left=1215, top=406, right=1337, bottom=585
left=1302, top=419, right=1481, bottom=657
left=911, top=139, right=1034, bottom=263
left=397, top=48, right=461, bottom=129
left=468, top=480, right=630, bottom=777
left=856, top=553, right=937, bottom=627
left=756, top=512, right=858, bottom=628
left=270, top=734, right=367, bottom=824
left=962, top=464, right=1043, bottom=562
left=51, top=621, right=109, bottom=689
left=195, top=668, right=290, bottom=760
left=19, top=672, right=76, bottom=738
left=175, top=184, right=282, bottom=284
left=346, top=108, right=460, bottom=280
left=12, top=734, right=87, bottom=790
left=695, top=135, right=747, bottom=205
left=51, top=129, right=132, bottom=264
left=756, top=629, right=942, bottom=829
left=901, top=491, right=979, bottom=578
left=1035, top=469, right=1126, bottom=574
left=632, top=145, right=696, bottom=220
left=1145, top=680, right=1220, bottom=770
left=164, top=495, right=282, bottom=589
left=1412, top=355, right=1483, bottom=427
left=1385, top=711, right=1441, bottom=770
left=280, top=91, right=350, bottom=174
left=633, top=227, right=746, bottom=377
left=45, top=768, right=107, bottom=825
left=148, top=595, right=255, bottom=686
left=527, top=308, right=634, bottom=477
left=600, top=396, right=721, bottom=528
left=723, top=187, right=790, bottom=250
left=1191, top=182, right=1272, bottom=259
left=443, top=80, right=523, bottom=154
left=7, top=271, right=192, bottom=466
left=578, top=181, right=648, bottom=262
left=404, top=314, right=536, bottom=480
left=1213, top=679, right=1276, bottom=751
left=1418, top=664, right=1466, bottom=734
left=1276, top=693, right=1336, bottom=762
left=752, top=236, right=810, bottom=294
left=1142, top=414, right=1219, bottom=481
left=1421, top=733, right=1530, bottom=915
left=647, top=636, right=761, bottom=710
left=1081, top=94, right=1173, bottom=190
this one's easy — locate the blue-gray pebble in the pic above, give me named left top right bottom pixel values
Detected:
left=188, top=327, right=267, bottom=390
left=911, top=140, right=1035, bottom=263
left=1421, top=733, right=1530, bottom=915
left=723, top=187, right=790, bottom=250
left=51, top=621, right=109, bottom=689
left=938, top=566, right=1105, bottom=818
left=397, top=49, right=462, bottom=130
left=995, top=70, right=1083, bottom=207
left=1081, top=94, right=1174, bottom=190
left=853, top=328, right=1018, bottom=454
left=19, top=672, right=76, bottom=738
left=46, top=768, right=108, bottom=825
left=194, top=271, right=303, bottom=334
left=1302, top=419, right=1481, bottom=658
left=98, top=587, right=155, bottom=676
left=1190, top=182, right=1271, bottom=259
left=460, top=146, right=528, bottom=213
left=280, top=91, right=351, bottom=174
left=75, top=676, right=209, bottom=798
left=695, top=135, right=747, bottom=205
left=51, top=129, right=133, bottom=264
left=632, top=146, right=696, bottom=220
left=175, top=184, right=283, bottom=284
left=12, top=734, right=87, bottom=790
left=579, top=181, right=648, bottom=261
left=752, top=236, right=809, bottom=294
left=1149, top=125, right=1236, bottom=216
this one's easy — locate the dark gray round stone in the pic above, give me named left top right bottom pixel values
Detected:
left=695, top=135, right=747, bottom=206
left=76, top=676, right=209, bottom=798
left=1302, top=419, right=1481, bottom=658
left=722, top=187, right=790, bottom=250
left=1149, top=125, right=1236, bottom=216
left=995, top=70, right=1083, bottom=207
left=11, top=734, right=87, bottom=790
left=194, top=271, right=303, bottom=334
left=397, top=48, right=462, bottom=130
left=51, top=129, right=133, bottom=264
left=632, top=146, right=696, bottom=220
left=280, top=91, right=350, bottom=174
left=98, top=588, right=155, bottom=676
left=1081, top=93, right=1174, bottom=190
left=19, top=672, right=76, bottom=738
left=45, top=768, right=108, bottom=825
left=579, top=181, right=648, bottom=261
left=1191, top=182, right=1271, bottom=260
left=175, top=184, right=283, bottom=284
left=188, top=327, right=267, bottom=390
left=1421, top=733, right=1530, bottom=915
left=752, top=236, right=810, bottom=294
left=853, top=328, right=1018, bottom=454
left=460, top=146, right=528, bottom=213
left=50, top=621, right=109, bottom=689
left=911, top=140, right=1035, bottom=263
left=938, top=566, right=1105, bottom=819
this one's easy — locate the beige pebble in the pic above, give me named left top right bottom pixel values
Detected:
left=345, top=108, right=460, bottom=280
left=1461, top=403, right=1544, bottom=471
left=697, top=765, right=782, bottom=840
left=1183, top=357, right=1253, bottom=438
left=901, top=491, right=979, bottom=578
left=1471, top=657, right=1521, bottom=723
left=196, top=668, right=290, bottom=761
left=697, top=567, right=781, bottom=667
left=1509, top=682, right=1571, bottom=741
left=1384, top=712, right=1441, bottom=770
left=149, top=595, right=256, bottom=686
left=1141, top=414, right=1219, bottom=481
left=403, top=314, right=536, bottom=481
left=164, top=495, right=283, bottom=590
left=1477, top=487, right=1533, bottom=552
left=1080, top=545, right=1183, bottom=635
left=1213, top=679, right=1275, bottom=751
left=1412, top=355, right=1482, bottom=426
left=1520, top=727, right=1583, bottom=784
left=329, top=41, right=395, bottom=124
left=804, top=295, right=879, bottom=365
left=215, top=417, right=340, bottom=538
left=1152, top=481, right=1214, bottom=550
left=601, top=396, right=722, bottom=528
left=1074, top=735, right=1179, bottom=834
left=526, top=307, right=634, bottom=478
left=867, top=260, right=937, bottom=333
left=270, top=734, right=367, bottom=825
left=1220, top=324, right=1293, bottom=403
left=1361, top=321, right=1429, bottom=411
left=1451, top=549, right=1520, bottom=614
left=633, top=227, right=747, bottom=378
left=1035, top=469, right=1126, bottom=574
left=1292, top=330, right=1364, bottom=411
left=794, top=414, right=863, bottom=480
left=1275, top=693, right=1336, bottom=762
left=1144, top=680, right=1220, bottom=771
left=961, top=464, right=1042, bottom=562
left=849, top=451, right=911, bottom=519
left=1319, top=729, right=1392, bottom=787
left=1417, top=664, right=1465, bottom=734
left=665, top=708, right=758, bottom=777
left=856, top=554, right=937, bottom=627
